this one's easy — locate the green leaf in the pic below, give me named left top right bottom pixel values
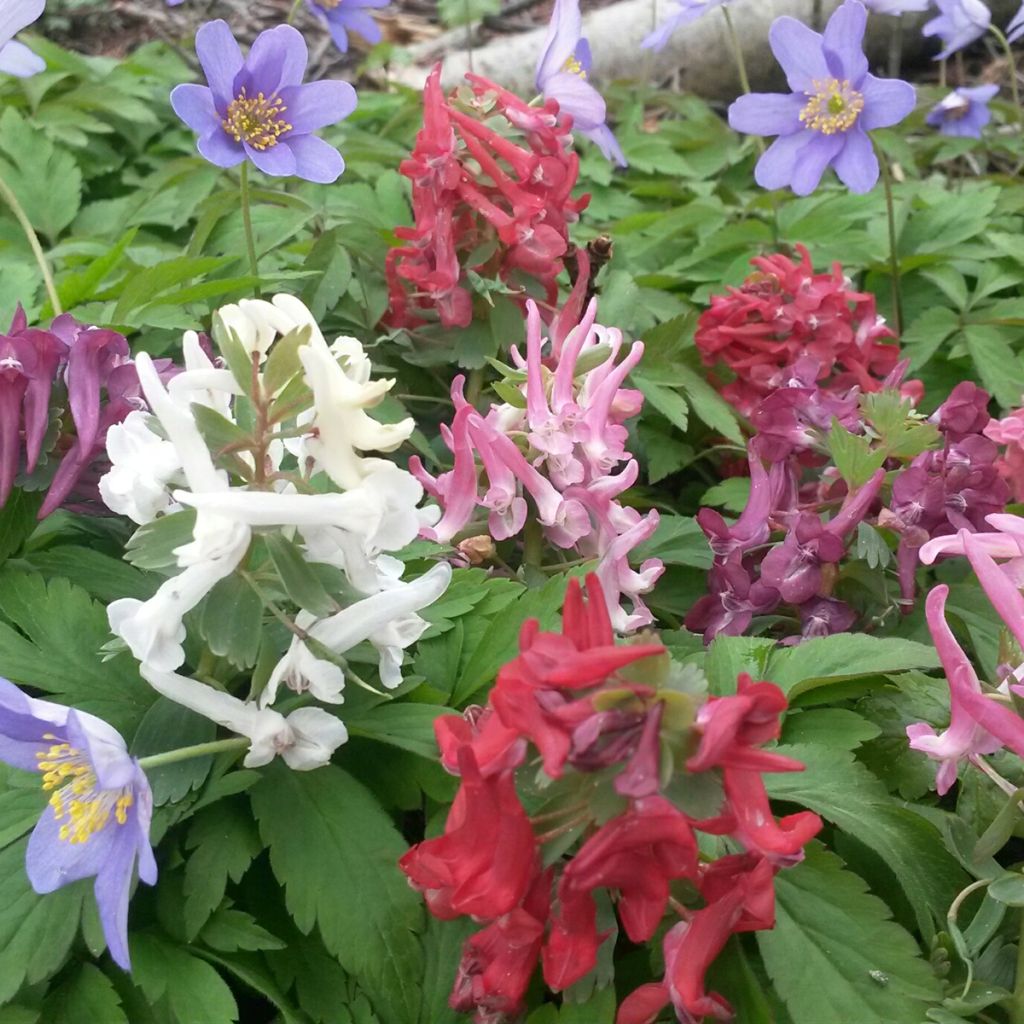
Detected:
left=0, top=837, right=86, bottom=1002
left=129, top=933, right=239, bottom=1024
left=124, top=509, right=197, bottom=571
left=265, top=533, right=336, bottom=617
left=767, top=744, right=968, bottom=939
left=634, top=373, right=688, bottom=432
left=0, top=491, right=42, bottom=564
left=200, top=908, right=285, bottom=952
left=675, top=363, right=744, bottom=443
left=183, top=802, right=262, bottom=939
left=131, top=698, right=216, bottom=805
left=418, top=914, right=476, bottom=1024
left=251, top=763, right=425, bottom=1024
left=758, top=845, right=942, bottom=1024
left=301, top=231, right=353, bottom=321
left=21, top=547, right=154, bottom=603
left=963, top=324, right=1024, bottom=409
left=701, top=477, right=751, bottom=514
left=632, top=514, right=712, bottom=568
left=900, top=307, right=960, bottom=371
left=987, top=872, right=1024, bottom=907
left=42, top=963, right=129, bottom=1024
left=0, top=570, right=155, bottom=735
left=0, top=108, right=81, bottom=239
left=828, top=418, right=886, bottom=488
left=52, top=228, right=137, bottom=316
left=345, top=704, right=455, bottom=759
left=766, top=634, right=939, bottom=700
left=198, top=573, right=263, bottom=670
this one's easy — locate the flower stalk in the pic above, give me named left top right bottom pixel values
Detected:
left=240, top=162, right=260, bottom=291
left=875, top=139, right=903, bottom=336
left=990, top=25, right=1023, bottom=126
left=0, top=171, right=62, bottom=316
left=137, top=737, right=249, bottom=770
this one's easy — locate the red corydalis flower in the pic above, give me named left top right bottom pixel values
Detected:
left=384, top=64, right=589, bottom=330
left=542, top=796, right=698, bottom=991
left=399, top=747, right=539, bottom=920
left=450, top=870, right=551, bottom=1022
left=694, top=243, right=898, bottom=417
left=490, top=577, right=664, bottom=779
left=616, top=855, right=776, bottom=1024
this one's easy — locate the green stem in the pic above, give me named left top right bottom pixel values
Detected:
left=991, top=25, right=1023, bottom=126
left=1011, top=909, right=1024, bottom=1024
left=138, top=737, right=248, bottom=770
left=0, top=171, right=61, bottom=316
left=721, top=6, right=752, bottom=97
left=286, top=0, right=302, bottom=23
left=887, top=15, right=903, bottom=79
left=874, top=139, right=903, bottom=336
left=239, top=162, right=260, bottom=292
left=939, top=58, right=947, bottom=89
left=523, top=517, right=544, bottom=568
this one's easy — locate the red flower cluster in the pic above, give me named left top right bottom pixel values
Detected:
left=384, top=65, right=589, bottom=330
left=399, top=576, right=822, bottom=1023
left=694, top=244, right=900, bottom=417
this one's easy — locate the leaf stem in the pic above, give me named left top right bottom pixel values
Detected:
left=873, top=138, right=902, bottom=336
left=239, top=161, right=261, bottom=293
left=137, top=737, right=248, bottom=770
left=0, top=170, right=61, bottom=316
left=1011, top=909, right=1024, bottom=1024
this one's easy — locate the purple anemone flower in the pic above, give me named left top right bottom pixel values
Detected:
left=727, top=0, right=916, bottom=195
left=641, top=0, right=727, bottom=52
left=1009, top=1, right=1024, bottom=42
left=170, top=21, right=358, bottom=184
left=535, top=0, right=627, bottom=167
left=0, top=678, right=155, bottom=970
left=307, top=0, right=388, bottom=53
left=0, top=0, right=44, bottom=77
left=926, top=84, right=999, bottom=137
left=922, top=0, right=991, bottom=59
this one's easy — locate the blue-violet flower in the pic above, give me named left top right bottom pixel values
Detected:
left=0, top=0, right=43, bottom=77
left=926, top=83, right=999, bottom=137
left=307, top=0, right=388, bottom=52
left=0, top=678, right=155, bottom=970
left=170, top=20, right=358, bottom=183
left=922, top=0, right=991, bottom=59
left=727, top=0, right=916, bottom=195
left=535, top=0, right=626, bottom=166
left=641, top=0, right=727, bottom=52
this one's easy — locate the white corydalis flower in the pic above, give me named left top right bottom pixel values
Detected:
left=141, top=666, right=348, bottom=770
left=262, top=562, right=453, bottom=706
left=107, top=353, right=252, bottom=672
left=99, top=410, right=182, bottom=524
left=298, top=333, right=415, bottom=490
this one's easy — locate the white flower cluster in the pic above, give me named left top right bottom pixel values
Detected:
left=103, top=296, right=450, bottom=770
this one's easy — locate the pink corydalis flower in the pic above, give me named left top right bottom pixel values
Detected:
left=908, top=539, right=1024, bottom=796
left=410, top=298, right=662, bottom=631
left=985, top=404, right=1024, bottom=502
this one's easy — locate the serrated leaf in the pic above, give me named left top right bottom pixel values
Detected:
left=129, top=933, right=239, bottom=1024
left=265, top=533, right=336, bottom=617
left=0, top=490, right=42, bottom=564
left=0, top=837, right=86, bottom=1002
left=200, top=908, right=285, bottom=952
left=198, top=573, right=263, bottom=670
left=634, top=373, right=688, bottom=432
left=42, top=963, right=129, bottom=1024
left=301, top=231, right=353, bottom=320
left=131, top=698, right=216, bottom=806
left=251, top=763, right=424, bottom=1024
left=183, top=802, right=262, bottom=939
left=0, top=108, right=81, bottom=239
left=767, top=743, right=968, bottom=939
left=828, top=418, right=886, bottom=487
left=759, top=844, right=942, bottom=1023
left=22, top=546, right=155, bottom=603
left=0, top=570, right=155, bottom=735
left=345, top=703, right=456, bottom=759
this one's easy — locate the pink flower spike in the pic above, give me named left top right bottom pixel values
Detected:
left=908, top=584, right=1015, bottom=794
left=919, top=530, right=1024, bottom=565
left=423, top=405, right=479, bottom=543
left=963, top=530, right=1024, bottom=654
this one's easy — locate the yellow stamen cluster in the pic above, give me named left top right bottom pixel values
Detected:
left=37, top=738, right=133, bottom=845
left=799, top=78, right=864, bottom=135
left=562, top=55, right=586, bottom=78
left=222, top=89, right=293, bottom=151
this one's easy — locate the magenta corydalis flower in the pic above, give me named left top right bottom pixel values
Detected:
left=927, top=84, right=999, bottom=138
left=0, top=0, right=44, bottom=77
left=170, top=21, right=357, bottom=183
left=307, top=0, right=388, bottom=52
left=0, top=678, right=155, bottom=969
left=728, top=0, right=916, bottom=195
left=923, top=0, right=991, bottom=59
left=641, top=0, right=727, bottom=52
left=535, top=0, right=626, bottom=166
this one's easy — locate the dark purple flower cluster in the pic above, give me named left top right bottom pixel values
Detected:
left=0, top=309, right=166, bottom=518
left=883, top=382, right=1009, bottom=607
